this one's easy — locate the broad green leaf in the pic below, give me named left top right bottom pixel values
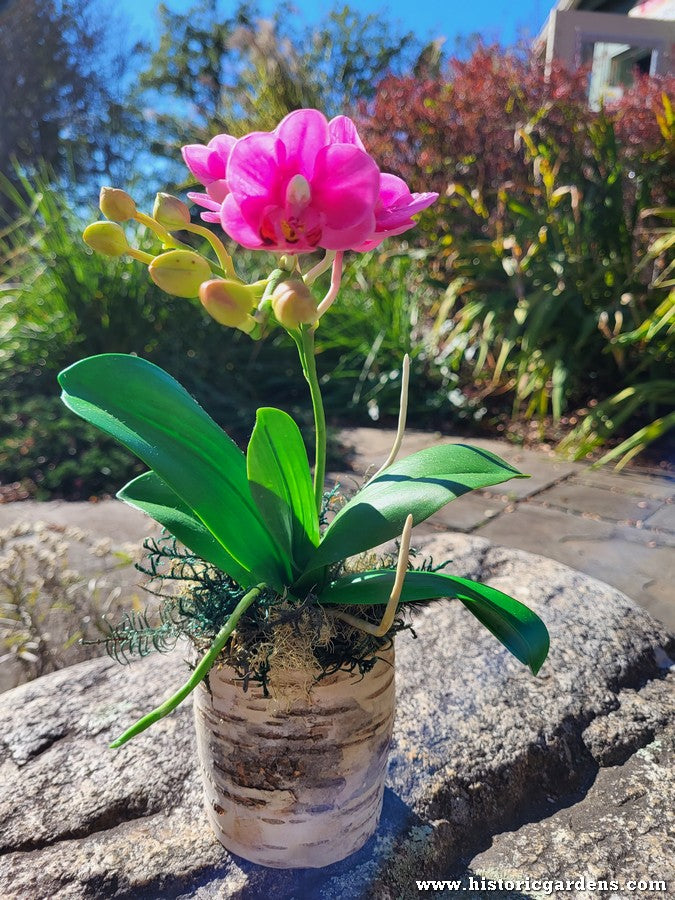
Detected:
left=318, top=569, right=549, bottom=675
left=247, top=408, right=319, bottom=572
left=59, top=354, right=289, bottom=589
left=304, top=444, right=526, bottom=572
left=117, top=472, right=250, bottom=584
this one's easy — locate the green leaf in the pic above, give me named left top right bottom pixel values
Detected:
left=117, top=472, right=250, bottom=584
left=305, top=444, right=526, bottom=572
left=58, top=354, right=289, bottom=589
left=247, top=407, right=319, bottom=572
left=319, top=569, right=549, bottom=675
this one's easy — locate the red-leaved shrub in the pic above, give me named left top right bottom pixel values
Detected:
left=358, top=45, right=673, bottom=205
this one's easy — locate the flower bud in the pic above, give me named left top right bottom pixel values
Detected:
left=99, top=187, right=136, bottom=222
left=153, top=192, right=191, bottom=229
left=199, top=279, right=256, bottom=328
left=148, top=250, right=212, bottom=298
left=83, top=221, right=130, bottom=257
left=271, top=279, right=318, bottom=329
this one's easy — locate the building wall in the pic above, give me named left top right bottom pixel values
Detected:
left=543, top=1, right=675, bottom=105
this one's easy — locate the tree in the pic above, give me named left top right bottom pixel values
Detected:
left=0, top=0, right=143, bottom=191
left=138, top=0, right=418, bottom=169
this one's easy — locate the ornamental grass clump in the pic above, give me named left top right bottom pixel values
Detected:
left=59, top=109, right=550, bottom=866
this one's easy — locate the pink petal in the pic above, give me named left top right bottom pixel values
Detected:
left=377, top=191, right=439, bottom=230
left=378, top=173, right=413, bottom=207
left=220, top=194, right=266, bottom=249
left=187, top=191, right=221, bottom=212
left=276, top=109, right=330, bottom=179
left=328, top=115, right=366, bottom=150
left=226, top=132, right=286, bottom=219
left=206, top=180, right=229, bottom=204
left=352, top=235, right=387, bottom=253
left=200, top=211, right=221, bottom=223
left=321, top=210, right=377, bottom=251
left=311, top=144, right=380, bottom=230
left=181, top=144, right=226, bottom=183
left=208, top=133, right=236, bottom=158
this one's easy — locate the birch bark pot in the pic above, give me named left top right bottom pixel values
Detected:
left=193, top=646, right=396, bottom=868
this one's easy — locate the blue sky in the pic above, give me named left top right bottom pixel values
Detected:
left=117, top=0, right=551, bottom=49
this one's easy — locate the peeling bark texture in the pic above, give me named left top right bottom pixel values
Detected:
left=194, top=649, right=395, bottom=867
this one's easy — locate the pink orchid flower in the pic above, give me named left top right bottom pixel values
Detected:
left=223, top=109, right=381, bottom=252
left=329, top=115, right=438, bottom=252
left=182, top=134, right=236, bottom=223
left=182, top=110, right=437, bottom=253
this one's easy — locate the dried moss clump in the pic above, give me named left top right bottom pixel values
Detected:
left=98, top=531, right=413, bottom=696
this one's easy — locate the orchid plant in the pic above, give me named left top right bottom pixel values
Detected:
left=61, top=109, right=549, bottom=749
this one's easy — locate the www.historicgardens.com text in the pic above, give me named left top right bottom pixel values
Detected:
left=416, top=875, right=668, bottom=893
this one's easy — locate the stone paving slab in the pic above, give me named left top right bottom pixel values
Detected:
left=327, top=470, right=511, bottom=534
left=0, top=500, right=156, bottom=545
left=480, top=505, right=675, bottom=630
left=535, top=480, right=665, bottom=525
left=340, top=428, right=674, bottom=632
left=425, top=492, right=510, bottom=533
left=643, top=501, right=675, bottom=532
left=572, top=468, right=674, bottom=500
left=340, top=428, right=581, bottom=500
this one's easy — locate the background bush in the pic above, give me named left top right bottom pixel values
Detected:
left=0, top=172, right=460, bottom=499
left=359, top=55, right=674, bottom=465
left=1, top=42, right=673, bottom=501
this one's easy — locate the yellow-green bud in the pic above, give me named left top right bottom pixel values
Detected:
left=99, top=187, right=136, bottom=222
left=153, top=193, right=191, bottom=229
left=83, top=221, right=130, bottom=257
left=271, top=279, right=318, bottom=329
left=148, top=250, right=212, bottom=298
left=199, top=279, right=257, bottom=330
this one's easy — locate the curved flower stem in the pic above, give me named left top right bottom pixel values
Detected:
left=183, top=222, right=237, bottom=279
left=133, top=211, right=193, bottom=251
left=316, top=251, right=344, bottom=318
left=109, top=583, right=266, bottom=749
left=127, top=248, right=155, bottom=265
left=304, top=250, right=336, bottom=287
left=298, top=325, right=327, bottom=514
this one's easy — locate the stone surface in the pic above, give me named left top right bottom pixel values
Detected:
left=0, top=504, right=158, bottom=695
left=644, top=500, right=675, bottom=533
left=480, top=505, right=675, bottom=631
left=1, top=535, right=673, bottom=899
left=467, top=683, right=674, bottom=900
left=0, top=500, right=155, bottom=545
left=536, top=481, right=664, bottom=524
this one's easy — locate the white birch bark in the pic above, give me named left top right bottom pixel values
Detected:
left=193, top=646, right=396, bottom=868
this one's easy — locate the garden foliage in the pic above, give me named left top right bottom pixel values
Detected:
left=360, top=51, right=674, bottom=463
left=1, top=47, right=673, bottom=500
